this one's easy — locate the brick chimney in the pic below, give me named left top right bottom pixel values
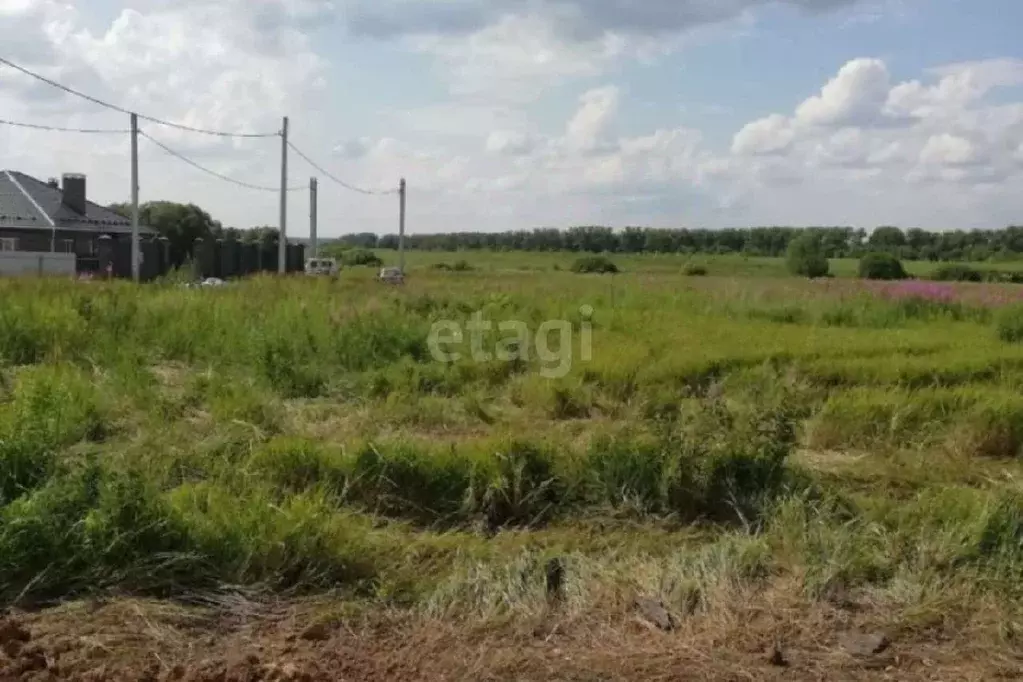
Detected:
left=61, top=173, right=87, bottom=215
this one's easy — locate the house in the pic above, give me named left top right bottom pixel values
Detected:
left=0, top=170, right=160, bottom=276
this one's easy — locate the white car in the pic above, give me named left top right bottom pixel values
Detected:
left=305, top=258, right=340, bottom=277
left=378, top=267, right=405, bottom=284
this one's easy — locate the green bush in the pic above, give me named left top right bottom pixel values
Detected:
left=785, top=235, right=830, bottom=279
left=342, top=249, right=383, bottom=267
left=858, top=252, right=908, bottom=280
left=932, top=264, right=983, bottom=282
left=683, top=263, right=709, bottom=277
left=996, top=305, right=1023, bottom=344
left=571, top=256, right=619, bottom=274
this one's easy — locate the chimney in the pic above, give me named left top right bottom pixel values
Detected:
left=61, top=173, right=87, bottom=215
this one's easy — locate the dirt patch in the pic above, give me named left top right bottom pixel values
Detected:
left=1, top=592, right=1021, bottom=681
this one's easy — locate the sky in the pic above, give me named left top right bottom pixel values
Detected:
left=1, top=0, right=1022, bottom=238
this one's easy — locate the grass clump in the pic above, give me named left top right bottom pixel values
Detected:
left=996, top=305, right=1023, bottom=343
left=571, top=255, right=619, bottom=274
left=585, top=398, right=799, bottom=524
left=0, top=366, right=106, bottom=505
left=431, top=260, right=474, bottom=272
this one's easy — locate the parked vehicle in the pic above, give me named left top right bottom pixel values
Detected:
left=305, top=258, right=340, bottom=277
left=378, top=267, right=404, bottom=284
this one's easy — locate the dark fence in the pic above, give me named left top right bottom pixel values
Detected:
left=191, top=238, right=305, bottom=280
left=84, top=236, right=305, bottom=281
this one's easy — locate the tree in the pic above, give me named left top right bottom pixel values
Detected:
left=858, top=252, right=908, bottom=280
left=241, top=226, right=281, bottom=245
left=141, top=202, right=221, bottom=267
left=339, top=232, right=379, bottom=249
left=107, top=201, right=221, bottom=267
left=786, top=234, right=830, bottom=278
left=107, top=202, right=131, bottom=218
left=868, top=226, right=907, bottom=252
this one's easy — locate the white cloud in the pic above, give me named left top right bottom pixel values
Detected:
left=565, top=85, right=620, bottom=151
left=333, top=137, right=374, bottom=159
left=485, top=130, right=536, bottom=155
left=887, top=58, right=1023, bottom=120
left=919, top=133, right=979, bottom=167
left=732, top=114, right=794, bottom=155
left=397, top=1, right=867, bottom=100
left=343, top=0, right=864, bottom=42
left=411, top=15, right=625, bottom=101
left=795, top=57, right=893, bottom=127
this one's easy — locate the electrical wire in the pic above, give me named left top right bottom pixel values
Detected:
left=0, top=56, right=279, bottom=139
left=287, top=141, right=398, bottom=195
left=141, top=130, right=305, bottom=193
left=0, top=117, right=129, bottom=133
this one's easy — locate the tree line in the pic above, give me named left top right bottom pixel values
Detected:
left=108, top=199, right=1023, bottom=267
left=341, top=225, right=1023, bottom=262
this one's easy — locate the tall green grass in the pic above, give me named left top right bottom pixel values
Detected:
left=2, top=268, right=1023, bottom=622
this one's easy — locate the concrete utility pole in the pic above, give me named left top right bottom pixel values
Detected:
left=278, top=116, right=289, bottom=274
left=309, top=177, right=318, bottom=258
left=131, top=112, right=140, bottom=283
left=398, top=177, right=406, bottom=274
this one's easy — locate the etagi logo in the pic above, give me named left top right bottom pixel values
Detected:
left=427, top=306, right=594, bottom=379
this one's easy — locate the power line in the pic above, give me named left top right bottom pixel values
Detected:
left=0, top=55, right=279, bottom=139
left=287, top=141, right=397, bottom=195
left=0, top=117, right=129, bottom=133
left=141, top=130, right=304, bottom=193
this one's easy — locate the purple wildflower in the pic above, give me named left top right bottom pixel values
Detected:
left=877, top=280, right=958, bottom=304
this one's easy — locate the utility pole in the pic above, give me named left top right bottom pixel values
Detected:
left=131, top=112, right=140, bottom=283
left=309, top=177, right=318, bottom=258
left=278, top=116, right=289, bottom=274
left=398, top=177, right=406, bottom=274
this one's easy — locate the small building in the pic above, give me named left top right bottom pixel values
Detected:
left=0, top=170, right=158, bottom=276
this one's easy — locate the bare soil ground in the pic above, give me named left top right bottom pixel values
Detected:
left=3, top=587, right=1022, bottom=682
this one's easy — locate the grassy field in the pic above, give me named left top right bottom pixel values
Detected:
left=3, top=253, right=1023, bottom=679
left=378, top=248, right=1023, bottom=278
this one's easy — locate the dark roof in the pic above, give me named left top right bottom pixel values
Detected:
left=0, top=170, right=156, bottom=236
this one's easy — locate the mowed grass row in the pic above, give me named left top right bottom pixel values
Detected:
left=2, top=268, right=1023, bottom=623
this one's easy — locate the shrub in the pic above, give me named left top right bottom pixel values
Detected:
left=683, top=263, right=709, bottom=277
left=858, top=252, right=908, bottom=281
left=571, top=256, right=619, bottom=275
left=996, top=305, right=1023, bottom=344
left=342, top=249, right=383, bottom=267
left=931, top=264, right=983, bottom=282
left=785, top=235, right=830, bottom=279
left=432, top=260, right=474, bottom=272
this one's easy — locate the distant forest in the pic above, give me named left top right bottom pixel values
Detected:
left=338, top=226, right=1023, bottom=262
